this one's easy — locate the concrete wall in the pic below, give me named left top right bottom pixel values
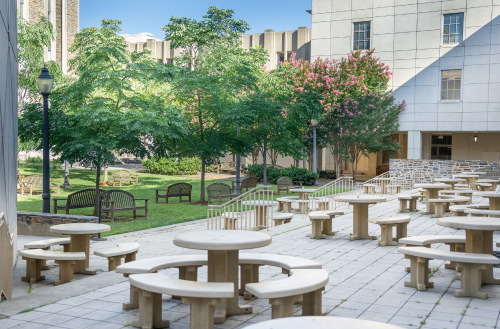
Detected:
left=0, top=0, right=18, bottom=299
left=124, top=27, right=312, bottom=70
left=17, top=212, right=98, bottom=237
left=312, top=0, right=500, bottom=159
left=421, top=132, right=500, bottom=160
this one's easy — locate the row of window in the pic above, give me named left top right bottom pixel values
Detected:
left=353, top=13, right=464, bottom=50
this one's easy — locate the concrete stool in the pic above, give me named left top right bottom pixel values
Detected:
left=369, top=215, right=411, bottom=246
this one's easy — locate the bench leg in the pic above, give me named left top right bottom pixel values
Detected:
left=302, top=288, right=324, bottom=316
left=322, top=217, right=335, bottom=236
left=283, top=202, right=290, bottom=213
left=55, top=260, right=76, bottom=286
left=399, top=200, right=408, bottom=213
left=41, top=247, right=51, bottom=270
left=125, top=251, right=137, bottom=263
left=445, top=243, right=462, bottom=270
left=379, top=224, right=397, bottom=246
left=22, top=257, right=44, bottom=283
left=409, top=199, right=417, bottom=211
left=404, top=255, right=433, bottom=290
left=173, top=265, right=201, bottom=299
left=132, top=290, right=169, bottom=329
left=269, top=296, right=296, bottom=319
left=277, top=202, right=283, bottom=212
left=395, top=223, right=408, bottom=242
left=63, top=244, right=70, bottom=252
left=123, top=284, right=140, bottom=310
left=433, top=204, right=445, bottom=218
left=310, top=219, right=325, bottom=239
left=182, top=297, right=216, bottom=329
left=108, top=256, right=124, bottom=271
left=454, top=263, right=488, bottom=299
left=240, top=264, right=260, bottom=300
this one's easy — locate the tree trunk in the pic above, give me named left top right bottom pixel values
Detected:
left=93, top=165, right=101, bottom=216
left=252, top=148, right=259, bottom=164
left=102, top=166, right=109, bottom=184
left=200, top=158, right=205, bottom=202
left=262, top=140, right=268, bottom=186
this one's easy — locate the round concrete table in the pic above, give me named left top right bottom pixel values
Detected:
left=173, top=231, right=271, bottom=323
left=378, top=177, right=393, bottom=194
left=454, top=174, right=479, bottom=188
left=241, top=200, right=279, bottom=230
left=414, top=183, right=451, bottom=214
left=473, top=192, right=500, bottom=210
left=437, top=217, right=500, bottom=285
left=434, top=178, right=465, bottom=189
left=244, top=316, right=406, bottom=329
left=333, top=195, right=386, bottom=240
left=476, top=179, right=498, bottom=190
left=289, top=188, right=317, bottom=213
left=50, top=223, right=110, bottom=275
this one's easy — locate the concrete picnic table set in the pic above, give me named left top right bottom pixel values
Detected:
left=19, top=223, right=140, bottom=286
left=116, top=230, right=329, bottom=329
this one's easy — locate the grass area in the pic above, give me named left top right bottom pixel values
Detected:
left=18, top=165, right=339, bottom=236
left=18, top=166, right=224, bottom=236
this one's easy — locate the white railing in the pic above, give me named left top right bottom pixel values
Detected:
left=207, top=186, right=275, bottom=231
left=308, top=176, right=364, bottom=211
left=362, top=168, right=429, bottom=195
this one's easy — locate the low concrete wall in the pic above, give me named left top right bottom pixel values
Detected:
left=17, top=212, right=99, bottom=237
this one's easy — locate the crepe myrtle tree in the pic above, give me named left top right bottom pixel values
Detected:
left=19, top=19, right=184, bottom=215
left=164, top=7, right=268, bottom=201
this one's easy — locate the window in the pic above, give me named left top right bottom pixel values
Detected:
left=353, top=22, right=370, bottom=50
left=276, top=52, right=285, bottom=66
left=441, top=69, right=461, bottom=100
left=431, top=135, right=452, bottom=160
left=443, top=13, right=464, bottom=45
left=19, top=0, right=24, bottom=18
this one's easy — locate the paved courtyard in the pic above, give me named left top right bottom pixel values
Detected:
left=1, top=192, right=500, bottom=329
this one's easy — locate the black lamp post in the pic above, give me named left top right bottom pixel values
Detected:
left=311, top=119, right=318, bottom=174
left=37, top=67, right=54, bottom=213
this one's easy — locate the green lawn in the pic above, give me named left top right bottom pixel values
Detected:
left=18, top=166, right=228, bottom=237
left=18, top=166, right=296, bottom=237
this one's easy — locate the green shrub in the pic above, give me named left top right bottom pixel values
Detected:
left=246, top=164, right=319, bottom=186
left=143, top=157, right=202, bottom=175
left=25, top=156, right=42, bottom=163
left=319, top=171, right=337, bottom=179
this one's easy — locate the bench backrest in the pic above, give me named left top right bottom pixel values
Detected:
left=241, top=177, right=258, bottom=189
left=206, top=183, right=231, bottom=197
left=101, top=190, right=136, bottom=208
left=67, top=189, right=105, bottom=208
left=112, top=170, right=131, bottom=180
left=167, top=183, right=192, bottom=196
left=277, top=177, right=293, bottom=189
left=21, top=175, right=43, bottom=187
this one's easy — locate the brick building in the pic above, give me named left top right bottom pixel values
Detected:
left=17, top=0, right=79, bottom=73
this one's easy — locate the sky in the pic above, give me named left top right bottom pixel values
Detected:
left=80, top=0, right=312, bottom=39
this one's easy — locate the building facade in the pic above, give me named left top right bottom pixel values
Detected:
left=0, top=0, right=18, bottom=299
left=17, top=0, right=79, bottom=73
left=123, top=27, right=311, bottom=71
left=312, top=0, right=500, bottom=163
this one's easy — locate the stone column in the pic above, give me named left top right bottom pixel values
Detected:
left=61, top=0, right=67, bottom=73
left=264, top=29, right=275, bottom=70
left=407, top=131, right=422, bottom=159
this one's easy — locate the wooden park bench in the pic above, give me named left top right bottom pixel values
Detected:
left=272, top=213, right=293, bottom=226
left=112, top=170, right=138, bottom=187
left=398, top=194, right=419, bottom=212
left=129, top=273, right=233, bottom=329
left=101, top=190, right=148, bottom=222
left=369, top=215, right=411, bottom=246
left=94, top=242, right=140, bottom=271
left=308, top=210, right=344, bottom=239
left=25, top=238, right=70, bottom=270
left=155, top=183, right=192, bottom=204
left=398, top=246, right=500, bottom=298
left=245, top=269, right=328, bottom=319
left=19, top=175, right=60, bottom=196
left=19, top=249, right=85, bottom=285
left=277, top=177, right=302, bottom=195
left=53, top=188, right=104, bottom=214
left=240, top=177, right=259, bottom=192
left=206, top=182, right=239, bottom=205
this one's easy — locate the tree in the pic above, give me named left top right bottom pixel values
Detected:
left=163, top=7, right=267, bottom=201
left=19, top=19, right=184, bottom=214
left=286, top=50, right=403, bottom=179
left=17, top=15, right=62, bottom=109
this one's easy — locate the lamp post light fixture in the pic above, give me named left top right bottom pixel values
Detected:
left=37, top=67, right=54, bottom=213
left=311, top=119, right=318, bottom=174
left=474, top=135, right=478, bottom=143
